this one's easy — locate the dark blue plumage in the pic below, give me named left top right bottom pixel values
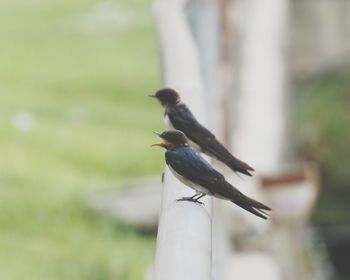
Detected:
left=153, top=130, right=271, bottom=219
left=151, top=88, right=254, bottom=176
left=166, top=147, right=226, bottom=194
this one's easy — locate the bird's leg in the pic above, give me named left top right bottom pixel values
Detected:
left=193, top=193, right=206, bottom=202
left=176, top=193, right=199, bottom=201
left=191, top=193, right=201, bottom=200
left=176, top=193, right=204, bottom=204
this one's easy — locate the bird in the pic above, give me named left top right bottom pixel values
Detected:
left=152, top=130, right=271, bottom=219
left=149, top=88, right=254, bottom=176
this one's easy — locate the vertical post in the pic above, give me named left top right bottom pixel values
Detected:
left=187, top=0, right=219, bottom=127
left=152, top=0, right=212, bottom=280
left=188, top=1, right=229, bottom=280
left=232, top=0, right=290, bottom=174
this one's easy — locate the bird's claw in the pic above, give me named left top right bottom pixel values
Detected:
left=176, top=197, right=204, bottom=205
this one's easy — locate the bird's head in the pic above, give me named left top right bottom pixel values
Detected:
left=152, top=130, right=189, bottom=150
left=149, top=88, right=181, bottom=107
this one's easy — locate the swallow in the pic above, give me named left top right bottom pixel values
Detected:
left=152, top=130, right=271, bottom=219
left=149, top=88, right=254, bottom=176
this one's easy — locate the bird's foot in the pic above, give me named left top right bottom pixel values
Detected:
left=176, top=197, right=204, bottom=205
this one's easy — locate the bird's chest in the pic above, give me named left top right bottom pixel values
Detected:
left=163, top=114, right=175, bottom=130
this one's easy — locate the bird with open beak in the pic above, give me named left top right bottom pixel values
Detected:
left=152, top=130, right=271, bottom=219
left=149, top=88, right=255, bottom=176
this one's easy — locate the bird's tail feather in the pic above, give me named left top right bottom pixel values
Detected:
left=232, top=199, right=270, bottom=219
left=205, top=139, right=254, bottom=176
left=227, top=182, right=271, bottom=219
left=227, top=156, right=254, bottom=176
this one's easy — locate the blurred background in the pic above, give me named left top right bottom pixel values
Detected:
left=0, top=0, right=160, bottom=279
left=0, top=0, right=349, bottom=279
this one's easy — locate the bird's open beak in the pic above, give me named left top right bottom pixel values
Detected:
left=152, top=131, right=166, bottom=148
left=151, top=142, right=166, bottom=148
left=148, top=94, right=156, bottom=98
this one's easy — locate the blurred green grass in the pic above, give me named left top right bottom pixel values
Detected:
left=297, top=69, right=350, bottom=226
left=0, top=0, right=163, bottom=279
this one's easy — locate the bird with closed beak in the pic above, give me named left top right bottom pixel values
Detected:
left=152, top=130, right=271, bottom=219
left=149, top=88, right=254, bottom=176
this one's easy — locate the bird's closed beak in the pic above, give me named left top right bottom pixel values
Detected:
left=148, top=94, right=156, bottom=98
left=152, top=131, right=162, bottom=137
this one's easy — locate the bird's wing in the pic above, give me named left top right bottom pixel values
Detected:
left=165, top=147, right=225, bottom=192
left=166, top=103, right=215, bottom=146
left=167, top=104, right=254, bottom=176
left=165, top=148, right=270, bottom=219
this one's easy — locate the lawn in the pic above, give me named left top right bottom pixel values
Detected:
left=0, top=0, right=163, bottom=279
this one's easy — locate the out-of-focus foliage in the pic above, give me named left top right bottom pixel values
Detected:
left=0, top=0, right=162, bottom=279
left=297, top=69, right=350, bottom=226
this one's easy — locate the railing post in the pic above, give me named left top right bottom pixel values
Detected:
left=152, top=0, right=212, bottom=280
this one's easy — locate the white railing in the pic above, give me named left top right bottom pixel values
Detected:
left=152, top=0, right=213, bottom=279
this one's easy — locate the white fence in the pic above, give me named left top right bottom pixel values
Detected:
left=152, top=0, right=213, bottom=279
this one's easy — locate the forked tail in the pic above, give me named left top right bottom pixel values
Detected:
left=227, top=182, right=271, bottom=219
